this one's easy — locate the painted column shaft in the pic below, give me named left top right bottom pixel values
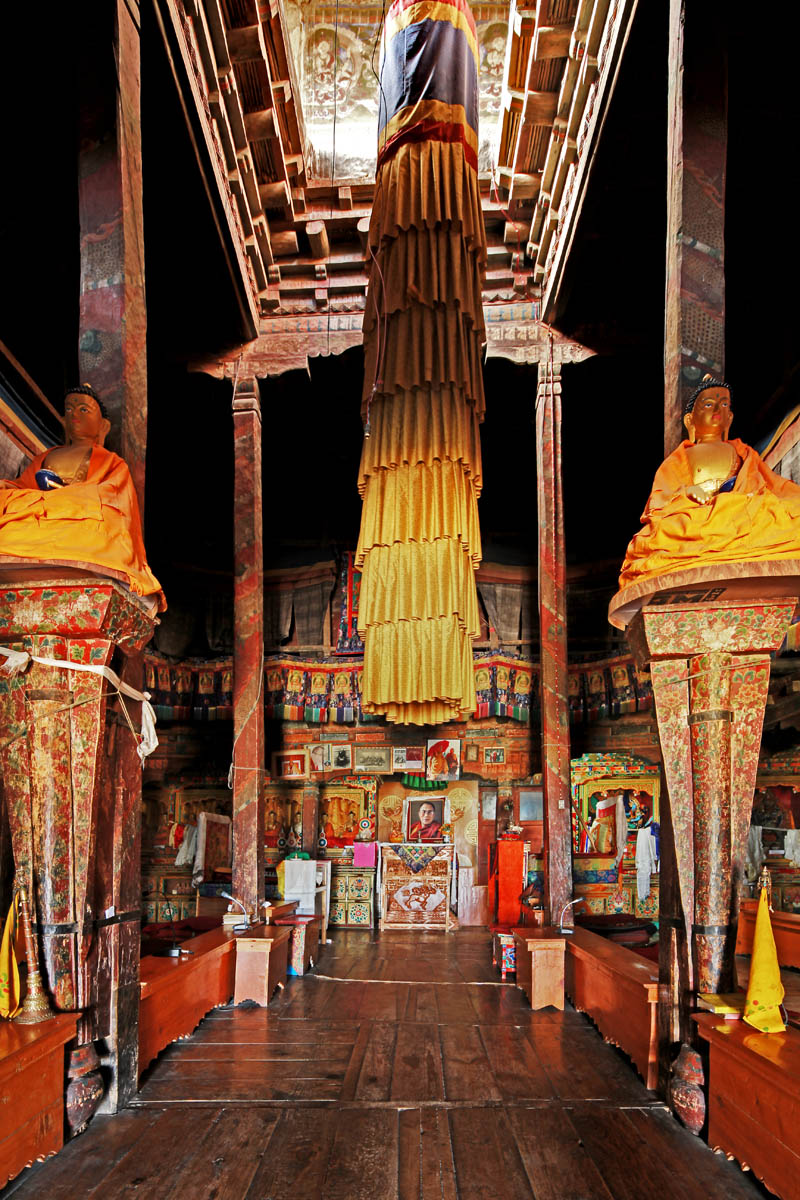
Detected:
left=232, top=380, right=265, bottom=915
left=536, top=359, right=572, bottom=924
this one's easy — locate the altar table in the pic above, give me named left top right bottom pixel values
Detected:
left=378, top=844, right=455, bottom=931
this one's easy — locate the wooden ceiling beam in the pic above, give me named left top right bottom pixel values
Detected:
left=306, top=220, right=330, bottom=260
left=533, top=22, right=574, bottom=60
left=244, top=108, right=276, bottom=140
left=226, top=24, right=264, bottom=63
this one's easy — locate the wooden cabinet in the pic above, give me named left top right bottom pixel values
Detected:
left=328, top=864, right=375, bottom=927
left=695, top=1013, right=800, bottom=1199
left=0, top=1014, right=78, bottom=1188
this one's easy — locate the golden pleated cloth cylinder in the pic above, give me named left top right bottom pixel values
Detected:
left=357, top=139, right=486, bottom=724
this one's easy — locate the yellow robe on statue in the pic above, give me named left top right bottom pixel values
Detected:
left=619, top=438, right=800, bottom=589
left=0, top=446, right=165, bottom=609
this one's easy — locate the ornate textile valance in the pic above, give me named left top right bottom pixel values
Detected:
left=143, top=651, right=653, bottom=726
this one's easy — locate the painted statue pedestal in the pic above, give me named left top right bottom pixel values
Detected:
left=608, top=559, right=800, bottom=632
left=0, top=571, right=156, bottom=1122
left=610, top=568, right=799, bottom=1126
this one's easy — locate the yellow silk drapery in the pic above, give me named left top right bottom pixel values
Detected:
left=356, top=132, right=486, bottom=724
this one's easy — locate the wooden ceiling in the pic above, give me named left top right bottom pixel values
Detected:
left=163, top=0, right=636, bottom=330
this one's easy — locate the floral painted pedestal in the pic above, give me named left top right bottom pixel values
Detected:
left=624, top=591, right=797, bottom=1126
left=0, top=572, right=155, bottom=1120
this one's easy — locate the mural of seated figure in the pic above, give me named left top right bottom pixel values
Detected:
left=0, top=384, right=164, bottom=610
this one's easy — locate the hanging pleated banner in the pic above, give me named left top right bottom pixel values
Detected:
left=356, top=0, right=487, bottom=725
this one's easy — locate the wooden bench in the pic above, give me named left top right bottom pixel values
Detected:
left=513, top=927, right=566, bottom=1010
left=139, top=924, right=293, bottom=1075
left=0, top=1014, right=78, bottom=1189
left=564, top=926, right=659, bottom=1089
left=695, top=1012, right=800, bottom=1198
left=736, top=899, right=800, bottom=968
left=139, top=925, right=239, bottom=1076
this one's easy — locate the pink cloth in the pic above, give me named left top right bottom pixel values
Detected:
left=353, top=842, right=377, bottom=867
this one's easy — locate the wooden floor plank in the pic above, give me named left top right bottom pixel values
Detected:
left=7, top=1110, right=162, bottom=1199
left=390, top=1023, right=445, bottom=1101
left=479, top=1024, right=557, bottom=1100
left=354, top=1021, right=398, bottom=1100
left=566, top=1103, right=764, bottom=1200
left=357, top=982, right=408, bottom=1022
left=162, top=1108, right=280, bottom=1200
left=505, top=1105, right=615, bottom=1200
left=526, top=1027, right=649, bottom=1103
left=320, top=1109, right=399, bottom=1200
left=406, top=984, right=440, bottom=1024
left=243, top=1108, right=338, bottom=1200
left=161, top=1041, right=353, bottom=1064
left=397, top=1108, right=422, bottom=1200
left=420, top=1106, right=458, bottom=1200
left=80, top=1108, right=206, bottom=1199
left=434, top=984, right=481, bottom=1024
left=448, top=1107, right=534, bottom=1200
left=439, top=1024, right=501, bottom=1101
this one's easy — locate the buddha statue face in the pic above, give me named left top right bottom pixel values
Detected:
left=684, top=385, right=733, bottom=444
left=64, top=391, right=111, bottom=448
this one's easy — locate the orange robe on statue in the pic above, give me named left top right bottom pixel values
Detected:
left=619, top=438, right=800, bottom=589
left=0, top=446, right=165, bottom=608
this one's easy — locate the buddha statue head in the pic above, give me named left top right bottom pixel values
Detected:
left=684, top=376, right=733, bottom=444
left=63, top=384, right=111, bottom=448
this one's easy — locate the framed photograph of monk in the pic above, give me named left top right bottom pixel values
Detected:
left=271, top=750, right=309, bottom=780
left=405, top=796, right=448, bottom=842
left=426, top=738, right=461, bottom=782
left=308, top=743, right=330, bottom=773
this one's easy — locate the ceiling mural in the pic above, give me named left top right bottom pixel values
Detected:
left=286, top=1, right=510, bottom=180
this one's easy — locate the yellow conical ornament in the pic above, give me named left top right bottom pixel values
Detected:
left=743, top=881, right=785, bottom=1034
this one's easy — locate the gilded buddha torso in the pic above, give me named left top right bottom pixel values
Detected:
left=684, top=440, right=740, bottom=499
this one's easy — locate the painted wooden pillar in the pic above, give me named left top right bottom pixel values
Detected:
left=92, top=655, right=147, bottom=1112
left=535, top=356, right=572, bottom=926
left=78, top=0, right=147, bottom=507
left=0, top=580, right=155, bottom=1126
left=74, top=0, right=149, bottom=1115
left=302, top=784, right=320, bottom=858
left=232, top=377, right=265, bottom=916
left=664, top=0, right=727, bottom=451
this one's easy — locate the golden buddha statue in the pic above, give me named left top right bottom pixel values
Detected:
left=0, top=384, right=164, bottom=610
left=616, top=376, right=800, bottom=598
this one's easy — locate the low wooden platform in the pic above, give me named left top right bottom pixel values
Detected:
left=9, top=930, right=765, bottom=1200
left=564, top=925, right=659, bottom=1089
left=736, top=898, right=800, bottom=968
left=0, top=1013, right=78, bottom=1189
left=695, top=1012, right=800, bottom=1199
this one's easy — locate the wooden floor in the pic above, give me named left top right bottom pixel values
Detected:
left=5, top=930, right=770, bottom=1200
